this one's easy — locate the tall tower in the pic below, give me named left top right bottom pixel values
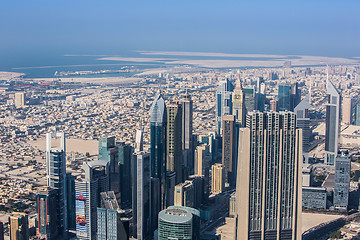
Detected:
left=342, top=97, right=353, bottom=125
left=211, top=163, right=225, bottom=194
left=46, top=132, right=67, bottom=233
left=232, top=78, right=245, bottom=125
left=325, top=77, right=341, bottom=165
left=75, top=161, right=110, bottom=240
left=180, top=93, right=193, bottom=173
left=216, top=79, right=234, bottom=134
left=294, top=92, right=312, bottom=164
left=167, top=101, right=183, bottom=184
left=150, top=94, right=167, bottom=210
left=235, top=112, right=302, bottom=240
left=222, top=115, right=236, bottom=187
left=334, top=151, right=350, bottom=210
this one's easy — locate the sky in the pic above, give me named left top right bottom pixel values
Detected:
left=0, top=0, right=360, bottom=58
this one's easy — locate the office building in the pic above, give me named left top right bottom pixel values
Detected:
left=158, top=208, right=193, bottom=240
left=243, top=87, right=256, bottom=118
left=75, top=160, right=110, bottom=240
left=342, top=97, right=353, bottom=125
left=97, top=191, right=129, bottom=240
left=150, top=93, right=167, bottom=210
left=117, top=142, right=133, bottom=207
left=211, top=163, right=225, bottom=194
left=325, top=77, right=341, bottom=165
left=0, top=221, right=3, bottom=240
left=302, top=187, right=326, bottom=209
left=9, top=213, right=29, bottom=240
left=14, top=92, right=25, bottom=108
left=302, top=164, right=313, bottom=187
left=294, top=92, right=312, bottom=164
left=222, top=115, right=236, bottom=187
left=216, top=79, right=234, bottom=134
left=135, top=130, right=144, bottom=152
left=36, top=188, right=58, bottom=239
left=167, top=101, right=183, bottom=184
left=132, top=152, right=151, bottom=240
left=46, top=132, right=67, bottom=233
left=354, top=103, right=360, bottom=126
left=235, top=111, right=302, bottom=240
left=229, top=192, right=236, bottom=217
left=334, top=152, right=350, bottom=210
left=66, top=173, right=76, bottom=231
left=278, top=84, right=300, bottom=111
left=174, top=181, right=195, bottom=208
left=232, top=79, right=245, bottom=125
left=167, top=206, right=201, bottom=240
left=194, top=144, right=210, bottom=196
left=270, top=99, right=277, bottom=112
left=180, top=93, right=194, bottom=171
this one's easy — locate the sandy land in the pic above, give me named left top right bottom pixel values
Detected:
left=302, top=212, right=342, bottom=233
left=30, top=76, right=142, bottom=84
left=138, top=51, right=290, bottom=58
left=0, top=71, right=24, bottom=80
left=97, top=57, right=177, bottom=62
left=29, top=138, right=99, bottom=155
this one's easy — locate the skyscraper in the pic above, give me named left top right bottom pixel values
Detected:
left=150, top=93, right=167, bottom=210
left=180, top=93, right=193, bottom=172
left=0, top=221, right=3, bottom=240
left=158, top=208, right=193, bottom=240
left=294, top=92, right=312, bottom=164
left=235, top=111, right=302, bottom=240
left=325, top=77, right=341, bottom=165
left=211, top=163, right=225, bottom=194
left=132, top=152, right=151, bottom=240
left=14, top=92, right=25, bottom=108
left=334, top=152, right=350, bottom=210
left=36, top=188, right=58, bottom=239
left=9, top=213, right=29, bottom=240
left=174, top=181, right=195, bottom=208
left=342, top=97, right=353, bottom=125
left=243, top=87, right=256, bottom=118
left=216, top=79, right=234, bottom=134
left=278, top=84, right=300, bottom=112
left=354, top=103, right=360, bottom=126
left=222, top=115, right=236, bottom=187
left=46, top=132, right=67, bottom=233
left=166, top=101, right=183, bottom=184
left=117, top=142, right=133, bottom=208
left=75, top=160, right=110, bottom=240
left=232, top=79, right=245, bottom=125
left=97, top=191, right=129, bottom=240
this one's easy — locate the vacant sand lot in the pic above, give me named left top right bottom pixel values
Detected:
left=29, top=138, right=99, bottom=155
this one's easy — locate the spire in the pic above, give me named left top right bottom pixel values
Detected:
left=234, top=76, right=242, bottom=90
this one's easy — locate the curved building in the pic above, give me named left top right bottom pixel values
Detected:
left=158, top=208, right=192, bottom=240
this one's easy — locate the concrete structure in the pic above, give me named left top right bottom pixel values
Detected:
left=132, top=152, right=151, bottom=240
left=158, top=207, right=193, bottom=240
left=166, top=101, right=182, bottom=184
left=232, top=78, right=245, bottom=125
left=0, top=221, right=3, bottom=240
left=75, top=160, right=110, bottom=240
left=294, top=92, right=312, bottom=164
left=302, top=164, right=313, bottom=187
left=211, top=163, right=225, bottom=194
left=222, top=115, right=236, bottom=187
left=302, top=187, right=327, bottom=209
left=174, top=181, right=194, bottom=208
left=180, top=93, right=193, bottom=172
left=235, top=111, right=302, bottom=240
left=14, top=92, right=25, bottom=108
left=229, top=192, right=236, bottom=217
left=354, top=103, right=360, bottom=126
left=46, top=132, right=68, bottom=233
left=334, top=152, right=351, bottom=210
left=36, top=188, right=58, bottom=239
left=278, top=84, right=300, bottom=112
left=167, top=206, right=201, bottom=240
left=9, top=213, right=29, bottom=240
left=97, top=191, right=129, bottom=240
left=216, top=79, right=234, bottom=134
left=342, top=97, right=353, bottom=125
left=135, top=130, right=144, bottom=152
left=325, top=77, right=341, bottom=165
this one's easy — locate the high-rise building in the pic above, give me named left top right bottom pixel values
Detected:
left=211, top=163, right=225, bottom=194
left=194, top=144, right=210, bottom=196
left=325, top=78, right=341, bottom=165
left=180, top=93, right=194, bottom=172
left=132, top=152, right=151, bottom=240
left=167, top=206, right=201, bottom=240
left=243, top=87, right=256, bottom=117
left=36, top=188, right=58, bottom=239
left=97, top=191, right=129, bottom=240
left=150, top=93, right=167, bottom=210
left=302, top=187, right=326, bottom=210
left=188, top=175, right=206, bottom=207
left=0, top=221, right=3, bottom=240
left=342, top=97, right=353, bottom=125
left=46, top=132, right=67, bottom=233
left=232, top=79, right=245, bottom=125
left=75, top=160, right=110, bottom=240
left=334, top=152, right=350, bottom=210
left=117, top=142, right=133, bottom=208
left=270, top=99, right=277, bottom=112
left=9, top=213, right=29, bottom=240
left=222, top=115, right=236, bottom=187
left=294, top=92, right=312, bottom=164
left=354, top=103, right=360, bottom=126
left=216, top=79, right=234, bottom=134
left=158, top=208, right=193, bottom=240
left=66, top=173, right=76, bottom=230
left=14, top=92, right=25, bottom=108
left=167, top=101, right=183, bottom=184
left=174, top=181, right=195, bottom=208
left=235, top=111, right=302, bottom=240
left=278, top=84, right=300, bottom=112
left=135, top=130, right=144, bottom=152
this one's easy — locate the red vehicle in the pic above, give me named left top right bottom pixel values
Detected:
left=76, top=216, right=87, bottom=226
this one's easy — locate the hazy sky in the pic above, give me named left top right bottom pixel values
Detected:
left=1, top=0, right=359, bottom=57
